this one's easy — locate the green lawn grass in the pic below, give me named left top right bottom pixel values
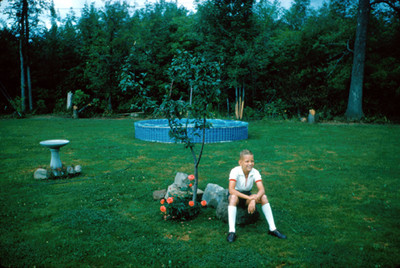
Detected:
left=1, top=117, right=399, bottom=267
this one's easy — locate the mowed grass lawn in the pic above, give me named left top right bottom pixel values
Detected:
left=0, top=117, right=399, bottom=267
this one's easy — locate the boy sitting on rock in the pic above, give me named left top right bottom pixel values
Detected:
left=227, top=149, right=287, bottom=242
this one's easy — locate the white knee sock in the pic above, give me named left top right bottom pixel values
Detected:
left=262, top=203, right=276, bottom=231
left=228, top=206, right=237, bottom=233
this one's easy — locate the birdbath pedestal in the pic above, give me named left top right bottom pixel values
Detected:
left=40, top=140, right=70, bottom=172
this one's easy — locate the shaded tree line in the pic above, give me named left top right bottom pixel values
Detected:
left=0, top=0, right=399, bottom=121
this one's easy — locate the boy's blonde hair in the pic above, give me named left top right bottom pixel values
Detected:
left=240, top=149, right=253, bottom=159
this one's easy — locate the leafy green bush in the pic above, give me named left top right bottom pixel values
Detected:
left=34, top=99, right=47, bottom=114
left=73, top=89, right=90, bottom=109
left=258, top=98, right=289, bottom=119
left=72, top=90, right=101, bottom=117
left=317, top=107, right=335, bottom=121
left=243, top=106, right=258, bottom=120
left=363, top=114, right=391, bottom=124
left=52, top=98, right=68, bottom=114
left=119, top=69, right=158, bottom=114
left=9, top=96, right=22, bottom=115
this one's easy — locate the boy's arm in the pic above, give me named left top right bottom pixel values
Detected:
left=229, top=180, right=256, bottom=200
left=254, top=181, right=266, bottom=201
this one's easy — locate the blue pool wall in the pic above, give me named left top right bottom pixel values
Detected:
left=134, top=119, right=248, bottom=143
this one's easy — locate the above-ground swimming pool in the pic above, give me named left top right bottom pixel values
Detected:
left=134, top=119, right=248, bottom=143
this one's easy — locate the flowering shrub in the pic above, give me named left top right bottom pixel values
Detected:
left=160, top=174, right=207, bottom=221
left=166, top=197, right=173, bottom=204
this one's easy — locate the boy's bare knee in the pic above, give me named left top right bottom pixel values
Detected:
left=261, top=195, right=269, bottom=204
left=229, top=195, right=239, bottom=206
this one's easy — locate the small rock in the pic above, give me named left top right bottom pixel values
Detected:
left=153, top=189, right=167, bottom=200
left=67, top=166, right=75, bottom=175
left=34, top=168, right=48, bottom=180
left=74, top=165, right=82, bottom=174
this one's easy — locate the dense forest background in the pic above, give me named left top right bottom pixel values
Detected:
left=0, top=0, right=399, bottom=121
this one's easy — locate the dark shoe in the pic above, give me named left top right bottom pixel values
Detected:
left=227, top=232, right=236, bottom=243
left=268, top=229, right=287, bottom=239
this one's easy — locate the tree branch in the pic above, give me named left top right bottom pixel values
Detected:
left=196, top=116, right=207, bottom=169
left=371, top=0, right=400, bottom=15
left=347, top=38, right=353, bottom=53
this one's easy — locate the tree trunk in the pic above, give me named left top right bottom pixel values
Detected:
left=191, top=117, right=206, bottom=203
left=189, top=85, right=193, bottom=105
left=345, top=0, right=370, bottom=121
left=27, top=65, right=32, bottom=111
left=191, top=147, right=199, bottom=203
left=108, top=94, right=112, bottom=112
left=235, top=86, right=245, bottom=120
left=19, top=0, right=27, bottom=114
left=25, top=2, right=33, bottom=112
left=19, top=38, right=26, bottom=113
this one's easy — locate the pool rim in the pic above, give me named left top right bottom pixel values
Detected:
left=134, top=118, right=249, bottom=143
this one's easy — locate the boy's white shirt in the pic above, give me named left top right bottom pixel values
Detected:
left=229, top=166, right=262, bottom=192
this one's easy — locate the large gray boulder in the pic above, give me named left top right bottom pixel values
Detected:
left=203, top=182, right=260, bottom=225
left=216, top=199, right=260, bottom=225
left=202, top=183, right=228, bottom=208
left=164, top=172, right=190, bottom=199
left=165, top=182, right=189, bottom=199
left=161, top=174, right=259, bottom=225
left=164, top=172, right=203, bottom=200
left=173, top=172, right=190, bottom=187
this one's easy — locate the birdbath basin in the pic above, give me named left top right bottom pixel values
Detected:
left=40, top=139, right=70, bottom=169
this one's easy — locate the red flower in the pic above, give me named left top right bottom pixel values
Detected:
left=188, top=174, right=195, bottom=181
left=160, top=199, right=165, bottom=204
left=189, top=183, right=193, bottom=187
left=167, top=197, right=173, bottom=204
left=201, top=200, right=207, bottom=207
left=160, top=206, right=166, bottom=213
left=188, top=201, right=194, bottom=207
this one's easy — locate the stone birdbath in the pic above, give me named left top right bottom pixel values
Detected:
left=40, top=139, right=70, bottom=171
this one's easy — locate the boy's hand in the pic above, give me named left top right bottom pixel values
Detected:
left=248, top=194, right=258, bottom=202
left=248, top=200, right=256, bottom=214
